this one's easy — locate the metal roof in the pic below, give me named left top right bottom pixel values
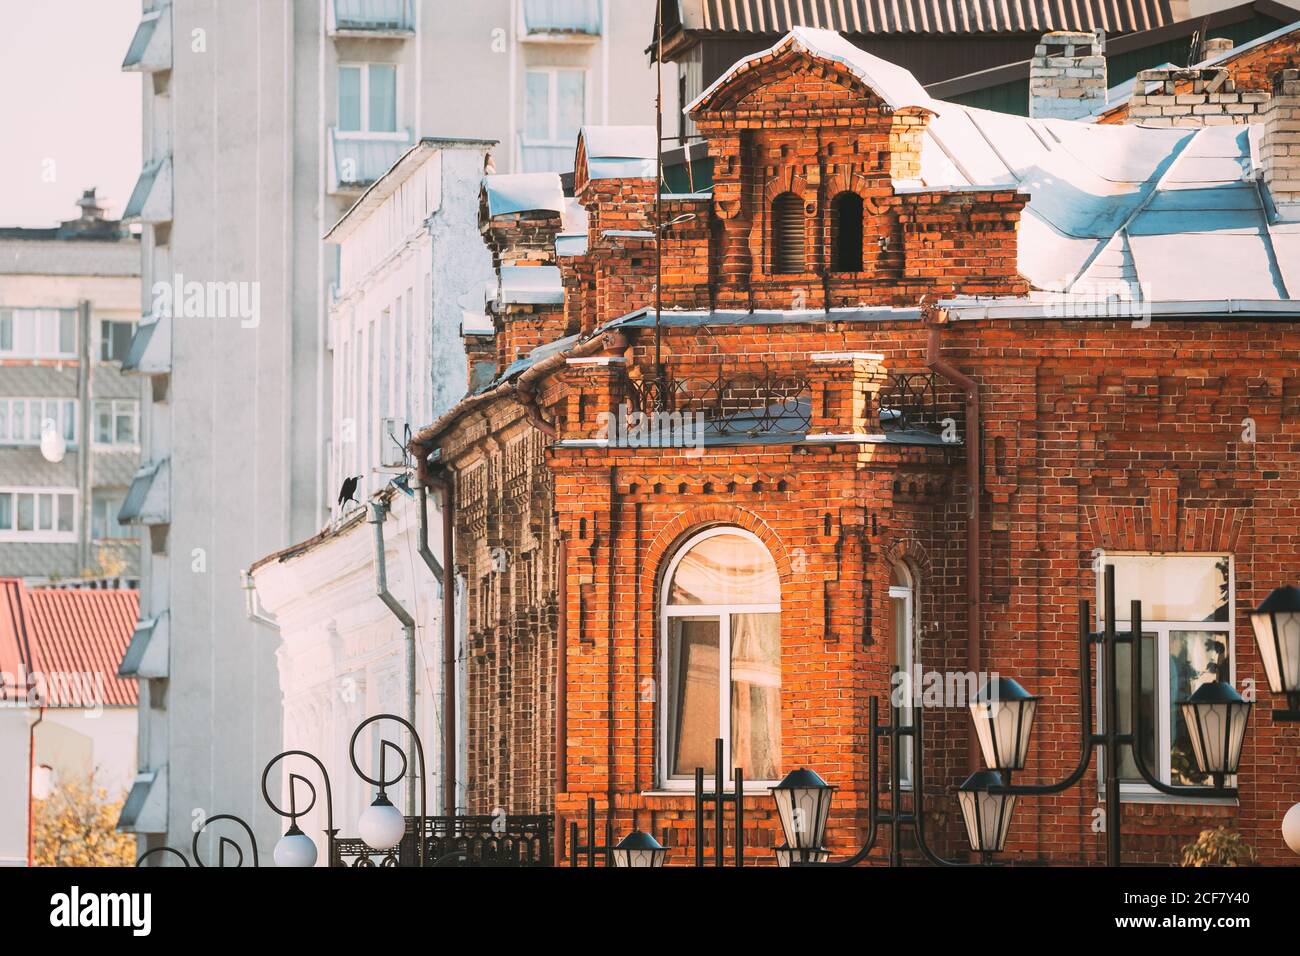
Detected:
left=698, top=28, right=1299, bottom=303
left=483, top=172, right=566, bottom=217
left=499, top=265, right=565, bottom=305
left=666, top=0, right=1173, bottom=35
left=578, top=126, right=658, bottom=180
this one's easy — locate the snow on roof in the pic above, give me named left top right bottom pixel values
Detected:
left=483, top=172, right=565, bottom=217
left=578, top=126, right=658, bottom=179
left=499, top=265, right=564, bottom=305
left=695, top=27, right=1299, bottom=303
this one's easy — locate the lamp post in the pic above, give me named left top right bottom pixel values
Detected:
left=1249, top=585, right=1300, bottom=720
left=770, top=768, right=833, bottom=865
left=610, top=830, right=669, bottom=868
left=261, top=749, right=337, bottom=868
left=349, top=713, right=428, bottom=866
left=136, top=813, right=259, bottom=867
left=968, top=564, right=1251, bottom=867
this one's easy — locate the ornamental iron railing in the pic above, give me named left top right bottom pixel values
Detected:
left=331, top=814, right=554, bottom=868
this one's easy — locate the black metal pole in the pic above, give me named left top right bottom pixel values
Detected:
left=889, top=685, right=902, bottom=867
left=1103, top=564, right=1121, bottom=867
left=714, top=738, right=724, bottom=868
left=733, top=765, right=744, bottom=868
left=694, top=767, right=704, bottom=867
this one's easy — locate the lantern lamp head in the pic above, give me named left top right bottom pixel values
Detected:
left=969, top=677, right=1039, bottom=772
left=770, top=768, right=835, bottom=852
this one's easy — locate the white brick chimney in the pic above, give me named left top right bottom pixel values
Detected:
left=1200, top=37, right=1234, bottom=60
left=1262, top=68, right=1300, bottom=220
left=1029, top=30, right=1107, bottom=120
left=1125, top=67, right=1269, bottom=127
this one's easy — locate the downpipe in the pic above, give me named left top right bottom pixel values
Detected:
left=368, top=501, right=418, bottom=820
left=241, top=569, right=279, bottom=631
left=925, top=310, right=982, bottom=773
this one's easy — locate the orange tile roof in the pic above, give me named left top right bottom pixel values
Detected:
left=0, top=578, right=138, bottom=708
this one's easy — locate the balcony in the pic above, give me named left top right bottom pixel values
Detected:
left=121, top=5, right=172, bottom=73
left=122, top=156, right=172, bottom=225
left=328, top=0, right=415, bottom=37
left=328, top=128, right=413, bottom=195
left=521, top=0, right=601, bottom=41
left=558, top=350, right=957, bottom=451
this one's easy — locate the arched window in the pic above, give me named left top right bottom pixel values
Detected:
left=890, top=561, right=915, bottom=788
left=771, top=192, right=805, bottom=275
left=831, top=192, right=864, bottom=273
left=661, top=528, right=781, bottom=786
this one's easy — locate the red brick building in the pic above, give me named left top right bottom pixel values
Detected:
left=412, top=27, right=1300, bottom=865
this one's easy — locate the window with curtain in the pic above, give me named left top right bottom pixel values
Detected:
left=662, top=528, right=781, bottom=786
left=337, top=63, right=397, bottom=134
left=771, top=192, right=805, bottom=274
left=890, top=562, right=915, bottom=788
left=1099, top=554, right=1233, bottom=791
left=831, top=192, right=864, bottom=273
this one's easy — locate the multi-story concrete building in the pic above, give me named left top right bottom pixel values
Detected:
left=116, top=0, right=660, bottom=857
left=0, top=190, right=142, bottom=587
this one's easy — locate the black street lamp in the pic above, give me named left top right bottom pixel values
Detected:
left=611, top=830, right=669, bottom=868
left=1249, top=585, right=1300, bottom=720
left=968, top=564, right=1251, bottom=867
left=956, top=770, right=1016, bottom=864
left=1179, top=682, right=1252, bottom=789
left=969, top=677, right=1039, bottom=773
left=261, top=750, right=337, bottom=868
left=770, top=768, right=834, bottom=864
left=350, top=714, right=428, bottom=864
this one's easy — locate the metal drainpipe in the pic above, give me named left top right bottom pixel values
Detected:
left=368, top=501, right=418, bottom=818
left=416, top=486, right=444, bottom=587
left=925, top=313, right=982, bottom=773
left=241, top=570, right=279, bottom=630
left=27, top=704, right=43, bottom=866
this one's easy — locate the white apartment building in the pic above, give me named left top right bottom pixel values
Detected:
left=116, top=0, right=659, bottom=859
left=249, top=141, right=495, bottom=854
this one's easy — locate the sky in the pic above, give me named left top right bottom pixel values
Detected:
left=0, top=0, right=142, bottom=228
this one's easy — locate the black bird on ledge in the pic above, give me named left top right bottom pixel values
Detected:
left=337, top=475, right=361, bottom=508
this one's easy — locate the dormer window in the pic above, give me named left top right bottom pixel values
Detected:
left=771, top=192, right=805, bottom=275
left=831, top=192, right=864, bottom=273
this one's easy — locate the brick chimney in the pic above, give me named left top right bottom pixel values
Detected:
left=1200, top=37, right=1234, bottom=61
left=1029, top=30, right=1107, bottom=120
left=1262, top=68, right=1300, bottom=220
left=1126, top=67, right=1268, bottom=127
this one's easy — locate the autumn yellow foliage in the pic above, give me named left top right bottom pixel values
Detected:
left=31, top=779, right=137, bottom=867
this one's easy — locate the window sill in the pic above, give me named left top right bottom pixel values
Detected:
left=1103, top=788, right=1238, bottom=808
left=640, top=787, right=777, bottom=799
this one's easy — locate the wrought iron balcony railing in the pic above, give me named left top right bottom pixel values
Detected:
left=330, top=814, right=553, bottom=867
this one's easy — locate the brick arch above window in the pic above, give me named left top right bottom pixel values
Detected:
left=647, top=504, right=794, bottom=593
left=882, top=536, right=934, bottom=582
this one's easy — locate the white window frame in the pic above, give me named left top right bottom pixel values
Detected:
left=1096, top=552, right=1235, bottom=800
left=336, top=61, right=403, bottom=139
left=0, top=398, right=77, bottom=446
left=0, top=308, right=77, bottom=360
left=99, top=318, right=138, bottom=363
left=0, top=487, right=79, bottom=543
left=92, top=399, right=140, bottom=449
left=658, top=526, right=781, bottom=791
left=890, top=563, right=915, bottom=789
left=522, top=66, right=588, bottom=148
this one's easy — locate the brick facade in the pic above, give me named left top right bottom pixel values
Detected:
left=415, top=31, right=1300, bottom=865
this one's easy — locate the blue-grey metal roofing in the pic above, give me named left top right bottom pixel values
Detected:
left=483, top=172, right=565, bottom=217
left=475, top=333, right=580, bottom=394
left=578, top=126, right=658, bottom=179
left=696, top=28, right=1299, bottom=303
left=499, top=265, right=564, bottom=305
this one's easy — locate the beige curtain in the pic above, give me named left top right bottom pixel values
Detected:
left=730, top=613, right=781, bottom=779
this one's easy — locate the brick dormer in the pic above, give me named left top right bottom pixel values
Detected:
left=686, top=28, right=1029, bottom=309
